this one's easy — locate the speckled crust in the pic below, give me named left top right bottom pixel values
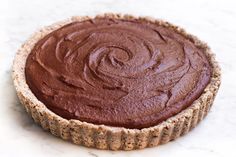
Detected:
left=12, top=13, right=221, bottom=150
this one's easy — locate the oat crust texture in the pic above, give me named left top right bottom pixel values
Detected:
left=12, top=13, right=221, bottom=150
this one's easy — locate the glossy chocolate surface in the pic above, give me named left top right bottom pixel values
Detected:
left=25, top=18, right=211, bottom=129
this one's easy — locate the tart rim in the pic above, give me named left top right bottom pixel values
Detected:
left=12, top=13, right=221, bottom=150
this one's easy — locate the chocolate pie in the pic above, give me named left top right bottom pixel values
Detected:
left=12, top=14, right=221, bottom=150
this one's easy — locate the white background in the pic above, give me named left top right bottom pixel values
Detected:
left=0, top=0, right=236, bottom=156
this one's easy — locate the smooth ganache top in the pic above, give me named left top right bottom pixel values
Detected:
left=25, top=17, right=212, bottom=129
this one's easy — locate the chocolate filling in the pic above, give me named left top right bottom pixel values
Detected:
left=25, top=18, right=211, bottom=129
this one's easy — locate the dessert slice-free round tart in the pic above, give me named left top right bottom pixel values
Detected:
left=12, top=14, right=221, bottom=150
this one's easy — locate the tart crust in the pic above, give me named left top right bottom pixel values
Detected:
left=12, top=13, right=221, bottom=150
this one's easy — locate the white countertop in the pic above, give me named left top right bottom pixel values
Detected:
left=1, top=0, right=236, bottom=156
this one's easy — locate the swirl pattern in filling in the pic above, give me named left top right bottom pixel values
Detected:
left=25, top=18, right=212, bottom=129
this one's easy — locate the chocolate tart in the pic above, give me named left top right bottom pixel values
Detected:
left=12, top=14, right=221, bottom=150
